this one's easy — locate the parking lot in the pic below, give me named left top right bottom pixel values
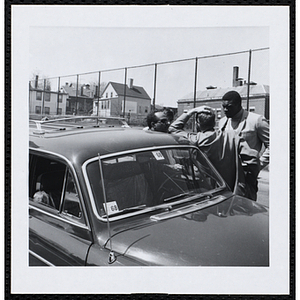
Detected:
left=257, top=169, right=269, bottom=207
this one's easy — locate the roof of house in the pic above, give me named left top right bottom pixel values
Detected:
left=103, top=82, right=151, bottom=100
left=178, top=84, right=269, bottom=103
left=62, top=85, right=93, bottom=98
left=29, top=85, right=68, bottom=95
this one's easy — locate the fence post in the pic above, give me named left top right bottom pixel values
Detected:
left=246, top=49, right=252, bottom=111
left=42, top=79, right=46, bottom=115
left=57, top=77, right=60, bottom=115
left=123, top=67, right=127, bottom=118
left=153, top=63, right=157, bottom=111
left=76, top=74, right=79, bottom=115
left=97, top=71, right=101, bottom=117
left=28, top=81, right=31, bottom=114
left=192, top=57, right=198, bottom=132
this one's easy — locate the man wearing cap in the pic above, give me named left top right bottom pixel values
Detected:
left=219, top=90, right=269, bottom=201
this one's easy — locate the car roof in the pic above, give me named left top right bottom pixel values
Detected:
left=29, top=127, right=185, bottom=165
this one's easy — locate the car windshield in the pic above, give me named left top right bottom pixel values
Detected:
left=86, top=147, right=225, bottom=218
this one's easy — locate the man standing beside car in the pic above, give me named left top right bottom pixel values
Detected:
left=144, top=109, right=174, bottom=133
left=219, top=90, right=269, bottom=201
left=169, top=106, right=252, bottom=197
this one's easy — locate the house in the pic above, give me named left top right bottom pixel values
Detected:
left=177, top=67, right=269, bottom=122
left=92, top=79, right=151, bottom=123
left=62, top=83, right=94, bottom=115
left=29, top=82, right=68, bottom=116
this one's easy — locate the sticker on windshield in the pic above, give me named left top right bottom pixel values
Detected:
left=103, top=201, right=119, bottom=215
left=152, top=151, right=165, bottom=160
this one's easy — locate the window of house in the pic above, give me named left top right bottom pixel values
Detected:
left=44, top=92, right=50, bottom=102
left=138, top=106, right=142, bottom=114
left=57, top=108, right=62, bottom=115
left=58, top=94, right=63, bottom=103
left=101, top=102, right=104, bottom=109
left=36, top=92, right=42, bottom=100
left=145, top=107, right=148, bottom=113
left=110, top=92, right=113, bottom=98
left=44, top=107, right=50, bottom=115
left=106, top=93, right=108, bottom=98
left=35, top=106, right=41, bottom=114
left=250, top=106, right=255, bottom=112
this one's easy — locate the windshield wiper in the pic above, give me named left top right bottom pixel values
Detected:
left=163, top=190, right=216, bottom=203
left=163, top=192, right=196, bottom=202
left=104, top=204, right=147, bottom=217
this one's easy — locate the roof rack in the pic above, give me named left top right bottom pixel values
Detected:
left=29, top=116, right=129, bottom=135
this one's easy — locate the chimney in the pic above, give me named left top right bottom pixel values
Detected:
left=35, top=75, right=38, bottom=88
left=232, top=66, right=239, bottom=87
left=206, top=85, right=217, bottom=90
left=129, top=78, right=134, bottom=89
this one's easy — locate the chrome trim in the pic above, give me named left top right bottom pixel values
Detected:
left=83, top=145, right=192, bottom=163
left=150, top=195, right=227, bottom=221
left=29, top=148, right=91, bottom=231
left=82, top=145, right=226, bottom=222
left=30, top=116, right=129, bottom=135
left=29, top=250, right=55, bottom=266
left=29, top=204, right=90, bottom=230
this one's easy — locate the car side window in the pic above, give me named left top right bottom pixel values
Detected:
left=61, top=170, right=84, bottom=222
left=30, top=155, right=66, bottom=210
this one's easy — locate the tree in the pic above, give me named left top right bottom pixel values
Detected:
left=30, top=72, right=51, bottom=90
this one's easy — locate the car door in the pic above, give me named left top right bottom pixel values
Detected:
left=29, top=152, right=93, bottom=266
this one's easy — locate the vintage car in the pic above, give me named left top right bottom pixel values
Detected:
left=29, top=117, right=269, bottom=266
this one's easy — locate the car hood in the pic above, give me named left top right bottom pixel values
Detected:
left=105, top=196, right=269, bottom=266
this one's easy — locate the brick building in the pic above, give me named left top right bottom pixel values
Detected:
left=177, top=67, right=269, bottom=123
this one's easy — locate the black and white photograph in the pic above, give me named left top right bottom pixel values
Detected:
left=10, top=4, right=291, bottom=296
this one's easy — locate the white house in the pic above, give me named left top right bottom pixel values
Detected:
left=93, top=79, right=151, bottom=123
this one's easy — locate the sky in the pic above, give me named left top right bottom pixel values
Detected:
left=29, top=25, right=269, bottom=107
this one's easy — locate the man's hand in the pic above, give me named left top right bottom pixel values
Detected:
left=186, top=106, right=214, bottom=117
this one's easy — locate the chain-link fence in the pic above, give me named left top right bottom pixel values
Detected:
left=29, top=47, right=269, bottom=126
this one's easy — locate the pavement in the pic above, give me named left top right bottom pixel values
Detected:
left=257, top=168, right=269, bottom=207
left=257, top=168, right=269, bottom=183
